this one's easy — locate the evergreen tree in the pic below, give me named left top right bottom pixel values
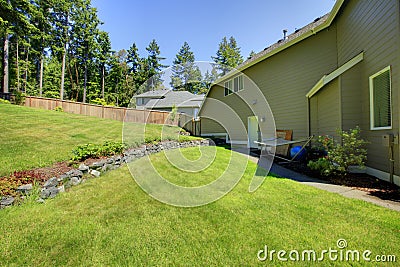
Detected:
left=201, top=65, right=219, bottom=94
left=127, top=42, right=147, bottom=93
left=31, top=0, right=54, bottom=96
left=145, top=39, right=166, bottom=91
left=1, top=0, right=38, bottom=94
left=248, top=50, right=256, bottom=59
left=212, top=36, right=243, bottom=76
left=97, top=30, right=111, bottom=98
left=170, top=41, right=202, bottom=93
left=50, top=0, right=72, bottom=100
left=70, top=0, right=100, bottom=103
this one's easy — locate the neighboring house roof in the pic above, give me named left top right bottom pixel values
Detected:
left=132, top=89, right=170, bottom=98
left=214, top=0, right=345, bottom=83
left=136, top=90, right=204, bottom=109
left=177, top=95, right=205, bottom=108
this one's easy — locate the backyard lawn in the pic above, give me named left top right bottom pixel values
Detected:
left=1, top=105, right=399, bottom=266
left=0, top=104, right=190, bottom=177
left=1, top=147, right=399, bottom=266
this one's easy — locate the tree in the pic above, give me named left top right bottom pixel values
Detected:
left=170, top=41, right=202, bottom=93
left=32, top=0, right=54, bottom=96
left=1, top=0, right=37, bottom=94
left=50, top=0, right=72, bottom=100
left=97, top=30, right=111, bottom=98
left=248, top=50, right=256, bottom=59
left=201, top=65, right=219, bottom=94
left=127, top=42, right=147, bottom=93
left=212, top=36, right=243, bottom=76
left=70, top=0, right=100, bottom=103
left=145, top=39, right=166, bottom=91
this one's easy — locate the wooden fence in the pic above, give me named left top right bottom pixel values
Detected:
left=24, top=96, right=195, bottom=134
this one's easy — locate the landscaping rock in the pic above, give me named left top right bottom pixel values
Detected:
left=44, top=177, right=58, bottom=188
left=36, top=198, right=45, bottom=204
left=67, top=169, right=83, bottom=178
left=58, top=173, right=69, bottom=182
left=70, top=176, right=81, bottom=186
left=40, top=187, right=59, bottom=199
left=17, top=184, right=33, bottom=194
left=58, top=185, right=65, bottom=193
left=101, top=164, right=113, bottom=172
left=78, top=163, right=89, bottom=172
left=90, top=169, right=101, bottom=177
left=40, top=188, right=51, bottom=199
left=90, top=161, right=105, bottom=170
left=1, top=196, right=15, bottom=206
left=49, top=187, right=59, bottom=198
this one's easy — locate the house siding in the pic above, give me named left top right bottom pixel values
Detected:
left=200, top=84, right=254, bottom=142
left=200, top=24, right=338, bottom=141
left=244, top=26, right=337, bottom=140
left=310, top=78, right=341, bottom=138
left=200, top=0, right=400, bottom=180
left=336, top=0, right=399, bottom=174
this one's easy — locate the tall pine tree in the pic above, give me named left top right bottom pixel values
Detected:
left=212, top=36, right=243, bottom=76
left=170, top=41, right=202, bottom=93
left=145, top=39, right=166, bottom=91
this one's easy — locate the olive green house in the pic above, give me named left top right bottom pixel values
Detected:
left=199, top=0, right=400, bottom=185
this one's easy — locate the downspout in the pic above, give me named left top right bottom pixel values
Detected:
left=389, top=142, right=394, bottom=184
left=307, top=96, right=311, bottom=138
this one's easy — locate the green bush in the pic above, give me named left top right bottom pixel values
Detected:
left=44, top=91, right=60, bottom=99
left=0, top=98, right=11, bottom=104
left=71, top=141, right=125, bottom=161
left=307, top=127, right=368, bottom=176
left=53, top=106, right=64, bottom=112
left=90, top=98, right=114, bottom=106
left=169, top=104, right=178, bottom=122
left=13, top=91, right=26, bottom=105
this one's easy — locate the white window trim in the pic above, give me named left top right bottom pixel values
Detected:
left=224, top=80, right=232, bottom=96
left=369, top=65, right=392, bottom=130
left=224, top=74, right=244, bottom=97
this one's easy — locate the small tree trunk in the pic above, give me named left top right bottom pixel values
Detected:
left=16, top=39, right=20, bottom=91
left=83, top=57, right=87, bottom=103
left=60, top=46, right=66, bottom=100
left=39, top=54, right=44, bottom=96
left=24, top=45, right=29, bottom=92
left=101, top=64, right=105, bottom=98
left=74, top=61, right=79, bottom=101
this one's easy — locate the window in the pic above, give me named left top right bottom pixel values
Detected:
left=224, top=75, right=244, bottom=96
left=137, top=98, right=143, bottom=105
left=369, top=66, right=392, bottom=130
left=224, top=80, right=232, bottom=96
left=234, top=75, right=244, bottom=92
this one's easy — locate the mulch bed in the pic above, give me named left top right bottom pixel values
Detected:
left=0, top=157, right=110, bottom=197
left=281, top=161, right=400, bottom=202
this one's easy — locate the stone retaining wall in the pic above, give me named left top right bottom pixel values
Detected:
left=0, top=140, right=209, bottom=209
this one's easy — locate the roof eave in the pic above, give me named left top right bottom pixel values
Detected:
left=213, top=0, right=345, bottom=84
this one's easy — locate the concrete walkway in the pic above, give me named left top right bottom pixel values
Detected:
left=239, top=149, right=400, bottom=212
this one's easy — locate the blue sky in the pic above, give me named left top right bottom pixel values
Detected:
left=92, top=0, right=335, bottom=66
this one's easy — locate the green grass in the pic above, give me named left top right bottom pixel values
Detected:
left=0, top=104, right=196, bottom=176
left=1, top=147, right=399, bottom=266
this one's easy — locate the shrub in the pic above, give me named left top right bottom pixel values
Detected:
left=90, top=98, right=114, bottom=106
left=44, top=91, right=60, bottom=99
left=307, top=127, right=368, bottom=176
left=0, top=98, right=11, bottom=104
left=53, top=106, right=64, bottom=112
left=71, top=141, right=125, bottom=161
left=169, top=104, right=178, bottom=123
left=13, top=91, right=26, bottom=105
